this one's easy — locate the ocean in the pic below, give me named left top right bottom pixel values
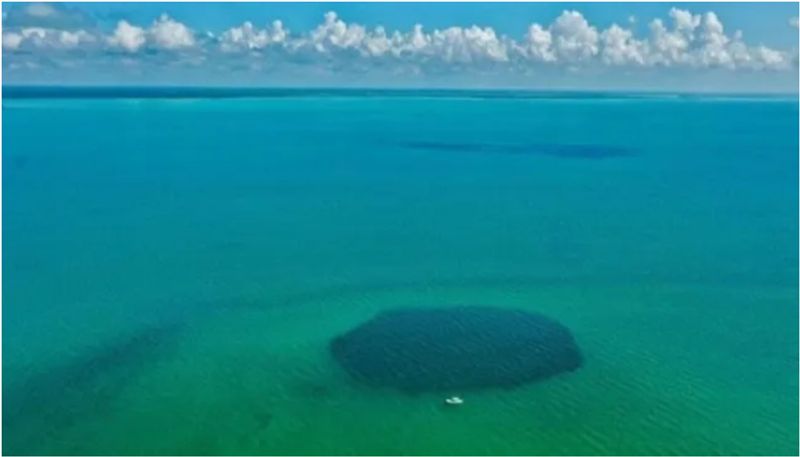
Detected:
left=3, top=88, right=798, bottom=455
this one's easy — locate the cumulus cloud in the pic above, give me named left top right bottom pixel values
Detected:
left=149, top=14, right=195, bottom=50
left=106, top=14, right=195, bottom=52
left=550, top=11, right=599, bottom=61
left=790, top=17, right=799, bottom=29
left=523, top=24, right=556, bottom=63
left=3, top=8, right=795, bottom=73
left=108, top=20, right=146, bottom=52
left=3, top=26, right=94, bottom=50
left=601, top=24, right=645, bottom=66
left=219, top=20, right=287, bottom=52
left=3, top=32, right=24, bottom=51
left=428, top=25, right=510, bottom=63
left=307, top=11, right=370, bottom=53
left=643, top=8, right=791, bottom=70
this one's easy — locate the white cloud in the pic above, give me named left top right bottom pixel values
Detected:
left=280, top=11, right=510, bottom=64
left=360, top=26, right=392, bottom=57
left=648, top=19, right=691, bottom=66
left=308, top=11, right=368, bottom=53
left=3, top=32, right=24, bottom=50
left=107, top=15, right=194, bottom=52
left=57, top=29, right=94, bottom=48
left=2, top=8, right=794, bottom=74
left=3, top=26, right=95, bottom=50
left=522, top=24, right=556, bottom=63
left=219, top=20, right=287, bottom=52
left=670, top=8, right=701, bottom=35
left=109, top=20, right=146, bottom=52
left=790, top=17, right=799, bottom=29
left=639, top=8, right=789, bottom=70
left=694, top=12, right=733, bottom=67
left=750, top=45, right=787, bottom=69
left=601, top=24, right=645, bottom=66
left=425, top=25, right=510, bottom=63
left=149, top=14, right=195, bottom=50
left=550, top=11, right=599, bottom=61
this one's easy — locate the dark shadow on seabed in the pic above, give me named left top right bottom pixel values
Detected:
left=391, top=140, right=637, bottom=159
left=3, top=323, right=183, bottom=455
left=330, top=306, right=583, bottom=393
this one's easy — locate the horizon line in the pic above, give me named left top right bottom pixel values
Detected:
left=3, top=85, right=798, bottom=99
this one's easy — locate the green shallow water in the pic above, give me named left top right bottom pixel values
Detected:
left=3, top=93, right=798, bottom=455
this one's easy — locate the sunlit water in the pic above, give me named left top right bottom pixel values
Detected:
left=3, top=90, right=798, bottom=455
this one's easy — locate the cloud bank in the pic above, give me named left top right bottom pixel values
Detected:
left=3, top=7, right=798, bottom=78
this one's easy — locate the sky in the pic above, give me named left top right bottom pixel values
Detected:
left=2, top=2, right=798, bottom=92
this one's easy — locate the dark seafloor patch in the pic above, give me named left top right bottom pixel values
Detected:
left=8, top=154, right=29, bottom=170
left=330, top=306, right=582, bottom=393
left=3, top=323, right=182, bottom=455
left=394, top=140, right=635, bottom=159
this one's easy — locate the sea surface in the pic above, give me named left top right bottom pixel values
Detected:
left=3, top=88, right=798, bottom=455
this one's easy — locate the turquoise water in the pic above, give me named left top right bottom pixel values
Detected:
left=3, top=91, right=798, bottom=455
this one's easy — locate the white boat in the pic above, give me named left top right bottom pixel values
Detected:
left=444, top=396, right=464, bottom=405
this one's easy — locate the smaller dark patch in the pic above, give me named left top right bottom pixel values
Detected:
left=252, top=411, right=274, bottom=430
left=395, top=140, right=635, bottom=159
left=9, top=155, right=29, bottom=170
